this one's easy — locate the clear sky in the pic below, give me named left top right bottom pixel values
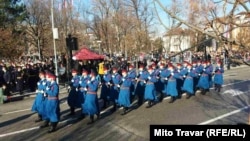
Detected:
left=63, top=0, right=249, bottom=37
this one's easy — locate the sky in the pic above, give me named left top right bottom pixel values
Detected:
left=58, top=0, right=249, bottom=37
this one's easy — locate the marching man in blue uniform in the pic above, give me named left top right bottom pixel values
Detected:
left=166, top=64, right=183, bottom=103
left=100, top=67, right=111, bottom=109
left=82, top=71, right=100, bottom=124
left=67, top=69, right=80, bottom=116
left=197, top=61, right=211, bottom=95
left=78, top=69, right=90, bottom=119
left=134, top=65, right=148, bottom=106
left=40, top=73, right=60, bottom=133
left=159, top=63, right=169, bottom=100
left=109, top=67, right=122, bottom=112
left=144, top=66, right=158, bottom=108
left=31, top=71, right=48, bottom=122
left=117, top=69, right=132, bottom=115
left=127, top=65, right=136, bottom=103
left=213, top=61, right=224, bottom=93
left=153, top=63, right=164, bottom=102
left=181, top=63, right=198, bottom=99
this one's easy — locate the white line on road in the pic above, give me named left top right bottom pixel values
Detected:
left=3, top=108, right=31, bottom=115
left=198, top=105, right=250, bottom=125
left=0, top=127, right=40, bottom=138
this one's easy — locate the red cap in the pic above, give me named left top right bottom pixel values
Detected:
left=217, top=61, right=222, bottom=64
left=202, top=61, right=207, bottom=64
left=160, top=63, right=164, bottom=67
left=122, top=69, right=127, bottom=73
left=103, top=67, right=108, bottom=71
left=151, top=63, right=156, bottom=68
left=82, top=69, right=88, bottom=74
left=177, top=63, right=182, bottom=67
left=192, top=61, right=197, bottom=64
left=129, top=65, right=134, bottom=69
left=168, top=65, right=174, bottom=69
left=48, top=74, right=56, bottom=80
left=187, top=63, right=192, bottom=67
left=148, top=66, right=153, bottom=70
left=183, top=61, right=189, bottom=64
left=112, top=67, right=118, bottom=71
left=72, top=69, right=77, bottom=73
left=139, top=65, right=144, bottom=69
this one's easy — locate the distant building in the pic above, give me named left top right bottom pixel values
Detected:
left=162, top=28, right=193, bottom=53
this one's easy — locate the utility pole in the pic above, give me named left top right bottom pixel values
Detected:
left=51, top=0, right=59, bottom=84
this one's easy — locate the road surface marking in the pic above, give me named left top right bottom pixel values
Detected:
left=198, top=105, right=250, bottom=125
left=0, top=127, right=40, bottom=138
left=3, top=108, right=31, bottom=115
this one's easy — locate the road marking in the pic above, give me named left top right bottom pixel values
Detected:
left=198, top=105, right=250, bottom=125
left=0, top=127, right=40, bottom=138
left=3, top=108, right=31, bottom=115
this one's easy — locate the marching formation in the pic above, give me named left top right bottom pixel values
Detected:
left=31, top=59, right=224, bottom=133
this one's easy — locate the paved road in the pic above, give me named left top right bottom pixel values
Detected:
left=0, top=65, right=249, bottom=141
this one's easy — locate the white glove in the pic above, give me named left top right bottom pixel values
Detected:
left=122, top=78, right=125, bottom=81
left=76, top=88, right=78, bottom=91
left=42, top=82, right=46, bottom=85
left=79, top=81, right=82, bottom=83
left=37, top=82, right=40, bottom=85
left=148, top=76, right=151, bottom=80
left=112, top=75, right=115, bottom=78
left=84, top=88, right=87, bottom=91
left=199, top=74, right=201, bottom=76
left=71, top=79, right=74, bottom=82
left=164, top=77, right=168, bottom=80
left=107, top=82, right=110, bottom=85
left=117, top=84, right=120, bottom=87
left=139, top=71, right=142, bottom=74
left=36, top=90, right=39, bottom=93
left=218, top=68, right=221, bottom=70
left=171, top=73, right=174, bottom=76
left=46, top=87, right=49, bottom=90
left=68, top=86, right=71, bottom=89
left=203, top=69, right=206, bottom=71
left=87, top=81, right=90, bottom=84
left=183, top=75, right=186, bottom=78
left=40, top=90, right=44, bottom=93
left=159, top=70, right=161, bottom=73
left=43, top=93, right=47, bottom=97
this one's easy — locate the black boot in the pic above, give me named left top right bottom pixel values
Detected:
left=214, top=84, right=218, bottom=91
left=87, top=115, right=94, bottom=125
left=96, top=112, right=100, bottom=120
left=201, top=89, right=206, bottom=95
left=217, top=85, right=221, bottom=93
left=35, top=114, right=42, bottom=122
left=121, top=107, right=127, bottom=115
left=40, top=120, right=49, bottom=128
left=146, top=101, right=152, bottom=108
left=186, top=93, right=191, bottom=99
left=48, top=122, right=57, bottom=133
left=158, top=92, right=164, bottom=102
left=111, top=103, right=117, bottom=112
left=68, top=107, right=75, bottom=116
left=169, top=96, right=175, bottom=103
left=78, top=114, right=85, bottom=120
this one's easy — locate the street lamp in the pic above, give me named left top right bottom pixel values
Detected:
left=51, top=0, right=59, bottom=83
